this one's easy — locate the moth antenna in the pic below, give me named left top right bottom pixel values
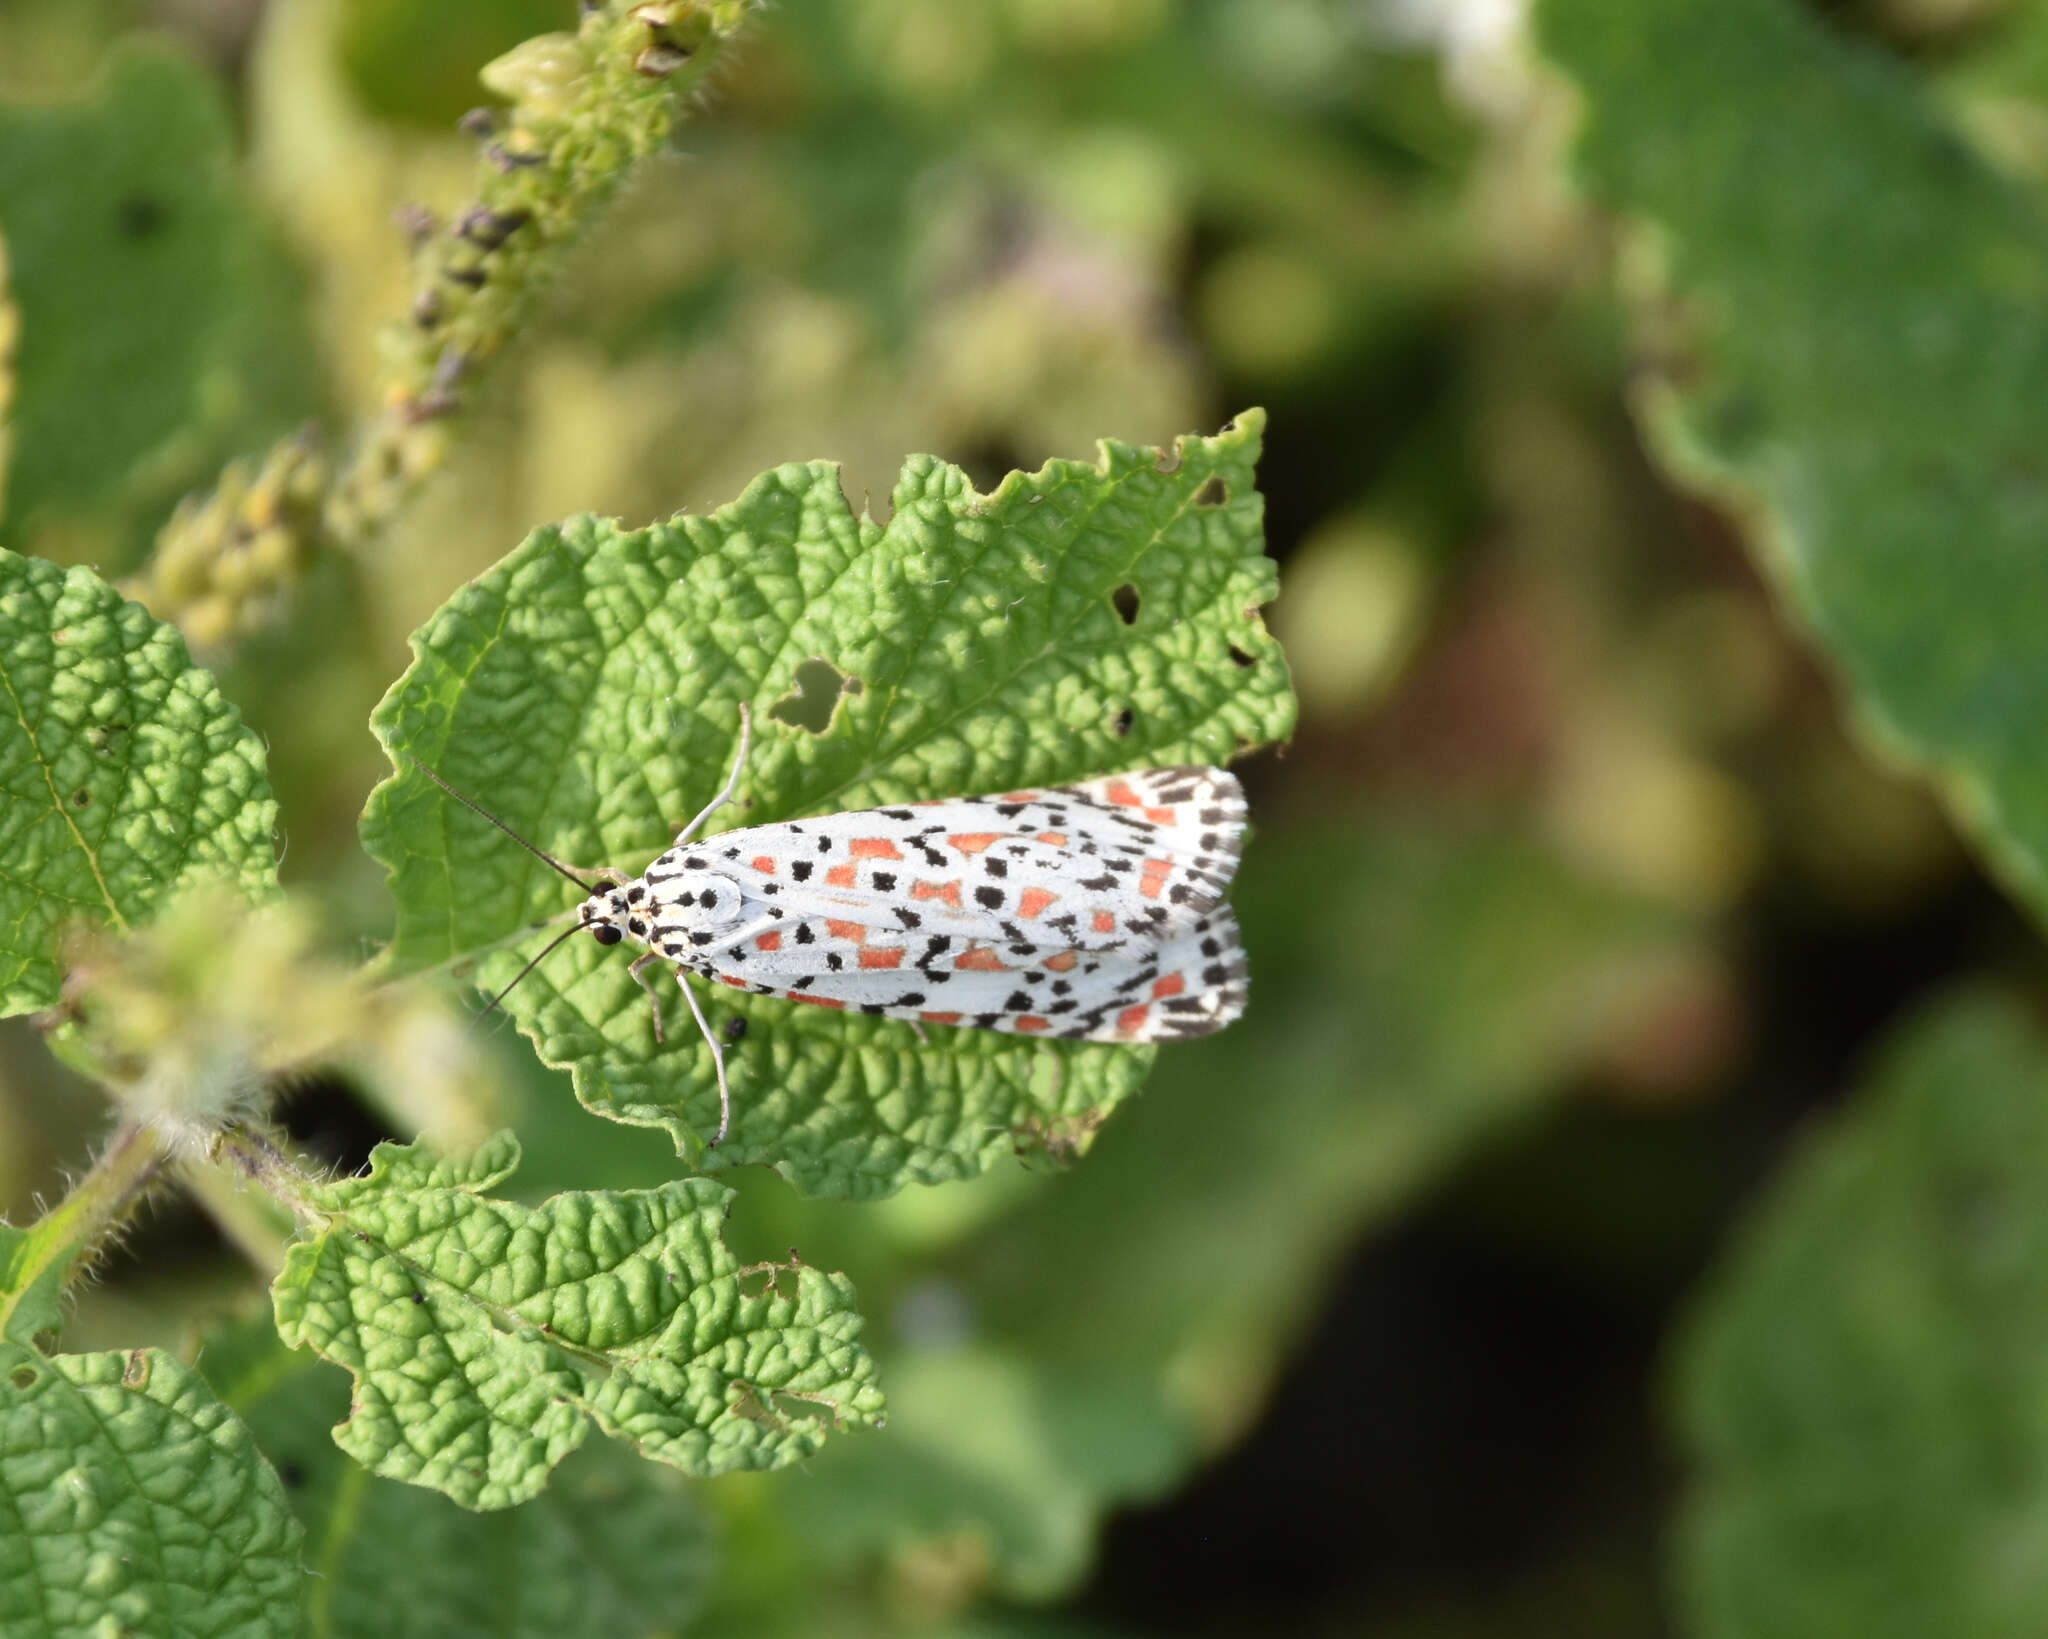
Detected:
left=476, top=920, right=586, bottom=1023
left=406, top=755, right=602, bottom=894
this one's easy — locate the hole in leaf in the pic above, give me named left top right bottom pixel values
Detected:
left=769, top=659, right=858, bottom=733
left=722, top=1015, right=748, bottom=1043
left=1111, top=584, right=1141, bottom=626
left=1194, top=477, right=1229, bottom=507
left=70, top=788, right=90, bottom=808
left=1154, top=447, right=1183, bottom=475
left=122, top=1350, right=149, bottom=1387
left=768, top=1389, right=835, bottom=1429
left=9, top=1365, right=38, bottom=1391
left=1228, top=645, right=1256, bottom=668
left=1111, top=706, right=1134, bottom=738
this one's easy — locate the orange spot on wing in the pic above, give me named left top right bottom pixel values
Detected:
left=949, top=832, right=1000, bottom=855
left=825, top=919, right=868, bottom=944
left=1105, top=779, right=1143, bottom=808
left=755, top=931, right=782, bottom=953
left=1014, top=1015, right=1050, bottom=1032
left=751, top=855, right=777, bottom=875
left=955, top=946, right=1008, bottom=972
left=1044, top=950, right=1080, bottom=972
left=1117, top=1003, right=1151, bottom=1034
left=920, top=1010, right=963, bottom=1025
left=1151, top=972, right=1186, bottom=999
left=1037, top=831, right=1068, bottom=847
left=858, top=946, right=905, bottom=969
left=1000, top=791, right=1038, bottom=803
left=851, top=837, right=903, bottom=860
left=720, top=975, right=750, bottom=990
left=790, top=992, right=845, bottom=1009
left=1138, top=859, right=1173, bottom=899
left=1145, top=806, right=1175, bottom=824
left=912, top=878, right=963, bottom=907
left=1092, top=910, right=1118, bottom=935
left=825, top=862, right=858, bottom=888
left=1018, top=887, right=1057, bottom=919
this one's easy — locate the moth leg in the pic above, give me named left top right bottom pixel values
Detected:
left=673, top=968, right=734, bottom=1146
left=674, top=702, right=753, bottom=845
left=908, top=1020, right=930, bottom=1046
left=628, top=951, right=668, bottom=1044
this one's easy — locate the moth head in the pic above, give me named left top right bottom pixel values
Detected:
left=577, top=888, right=634, bottom=946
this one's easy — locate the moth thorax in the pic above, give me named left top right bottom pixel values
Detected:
left=682, top=872, right=748, bottom=929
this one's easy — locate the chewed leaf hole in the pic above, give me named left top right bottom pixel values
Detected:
left=1111, top=584, right=1141, bottom=626
left=769, top=658, right=860, bottom=733
left=9, top=1365, right=38, bottom=1391
left=1111, top=705, right=1134, bottom=737
left=1229, top=644, right=1256, bottom=668
left=1194, top=477, right=1229, bottom=507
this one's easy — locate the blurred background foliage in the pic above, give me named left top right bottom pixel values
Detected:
left=3, top=0, right=2046, bottom=1633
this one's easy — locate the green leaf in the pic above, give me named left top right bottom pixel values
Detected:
left=1534, top=0, right=2048, bottom=919
left=1673, top=990, right=2048, bottom=1638
left=0, top=1225, right=70, bottom=1349
left=0, top=548, right=278, bottom=1015
left=269, top=1132, right=884, bottom=1511
left=360, top=414, right=1291, bottom=1195
left=0, top=1340, right=303, bottom=1639
left=778, top=1346, right=1186, bottom=1601
left=0, top=43, right=315, bottom=548
left=202, top=1315, right=719, bottom=1639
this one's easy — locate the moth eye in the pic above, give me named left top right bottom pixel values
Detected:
left=591, top=924, right=624, bottom=946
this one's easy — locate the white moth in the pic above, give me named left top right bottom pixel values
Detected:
left=418, top=706, right=1248, bottom=1143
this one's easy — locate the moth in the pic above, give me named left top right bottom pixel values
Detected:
left=416, top=706, right=1249, bottom=1144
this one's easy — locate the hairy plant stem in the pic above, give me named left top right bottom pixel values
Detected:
left=210, top=1123, right=323, bottom=1220
left=0, top=1121, right=167, bottom=1345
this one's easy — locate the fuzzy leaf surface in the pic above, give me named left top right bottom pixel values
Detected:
left=1675, top=991, right=2048, bottom=1637
left=0, top=549, right=277, bottom=1014
left=0, top=1341, right=303, bottom=1639
left=1538, top=0, right=2048, bottom=921
left=361, top=414, right=1290, bottom=1195
left=202, top=1315, right=717, bottom=1639
left=269, top=1132, right=883, bottom=1511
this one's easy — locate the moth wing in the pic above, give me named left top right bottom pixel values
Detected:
left=694, top=907, right=1246, bottom=1042
left=671, top=767, right=1245, bottom=946
left=1031, top=767, right=1246, bottom=916
left=672, top=806, right=1126, bottom=948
